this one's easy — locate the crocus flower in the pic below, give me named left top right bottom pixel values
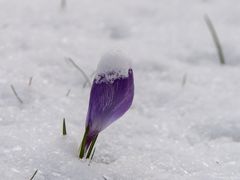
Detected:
left=79, top=51, right=134, bottom=159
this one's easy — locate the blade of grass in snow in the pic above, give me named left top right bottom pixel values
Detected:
left=66, top=89, right=71, bottom=97
left=83, top=71, right=95, bottom=88
left=61, top=0, right=66, bottom=10
left=63, top=118, right=67, bottom=135
left=10, top=84, right=23, bottom=104
left=65, top=57, right=91, bottom=87
left=90, top=71, right=96, bottom=78
left=28, top=76, right=33, bottom=86
left=102, top=176, right=108, bottom=180
left=29, top=169, right=38, bottom=180
left=204, top=15, right=225, bottom=65
left=182, top=73, right=187, bottom=87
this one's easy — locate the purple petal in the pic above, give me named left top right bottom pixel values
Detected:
left=85, top=69, right=134, bottom=141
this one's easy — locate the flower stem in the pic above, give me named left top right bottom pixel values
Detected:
left=86, top=134, right=98, bottom=159
left=79, top=126, right=89, bottom=159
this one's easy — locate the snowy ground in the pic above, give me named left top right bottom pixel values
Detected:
left=1, top=0, right=240, bottom=179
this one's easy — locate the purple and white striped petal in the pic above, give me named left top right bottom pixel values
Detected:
left=79, top=51, right=134, bottom=158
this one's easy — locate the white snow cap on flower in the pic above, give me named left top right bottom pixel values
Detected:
left=95, top=50, right=132, bottom=83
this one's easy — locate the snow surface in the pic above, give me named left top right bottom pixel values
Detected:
left=95, top=50, right=132, bottom=83
left=1, top=0, right=240, bottom=179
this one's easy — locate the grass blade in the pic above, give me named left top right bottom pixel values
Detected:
left=83, top=71, right=95, bottom=88
left=28, top=76, right=33, bottom=86
left=10, top=84, right=23, bottom=104
left=66, top=89, right=71, bottom=97
left=30, top=169, right=38, bottom=180
left=182, top=73, right=187, bottom=87
left=61, top=0, right=66, bottom=10
left=65, top=57, right=91, bottom=87
left=204, top=15, right=225, bottom=65
left=63, top=118, right=67, bottom=135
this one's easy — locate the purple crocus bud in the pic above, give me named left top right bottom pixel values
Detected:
left=79, top=51, right=134, bottom=159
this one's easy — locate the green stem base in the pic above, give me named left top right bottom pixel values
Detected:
left=79, top=126, right=99, bottom=159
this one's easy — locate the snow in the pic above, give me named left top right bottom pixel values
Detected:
left=95, top=50, right=132, bottom=83
left=1, top=0, right=240, bottom=179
